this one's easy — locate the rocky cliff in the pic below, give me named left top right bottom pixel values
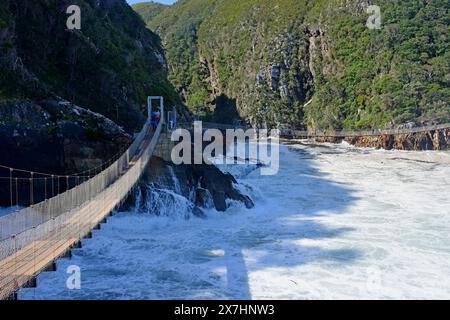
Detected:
left=0, top=0, right=181, bottom=131
left=0, top=0, right=185, bottom=205
left=313, top=128, right=450, bottom=150
left=0, top=98, right=134, bottom=206
left=135, top=0, right=449, bottom=130
left=0, top=0, right=184, bottom=166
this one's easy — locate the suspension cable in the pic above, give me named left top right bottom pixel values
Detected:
left=10, top=168, right=13, bottom=207
left=0, top=176, right=90, bottom=181
left=0, top=145, right=128, bottom=179
left=0, top=140, right=130, bottom=207
left=15, top=177, right=18, bottom=207
left=30, top=173, right=34, bottom=206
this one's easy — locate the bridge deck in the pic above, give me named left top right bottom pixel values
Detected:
left=0, top=127, right=156, bottom=300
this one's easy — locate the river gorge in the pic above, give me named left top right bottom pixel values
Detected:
left=18, top=141, right=450, bottom=300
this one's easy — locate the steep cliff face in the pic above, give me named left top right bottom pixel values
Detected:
left=0, top=0, right=185, bottom=205
left=135, top=0, right=449, bottom=129
left=313, top=128, right=450, bottom=151
left=0, top=98, right=133, bottom=206
left=347, top=129, right=449, bottom=150
left=0, top=0, right=181, bottom=131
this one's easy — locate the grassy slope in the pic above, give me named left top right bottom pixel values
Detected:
left=135, top=0, right=450, bottom=129
left=131, top=1, right=169, bottom=22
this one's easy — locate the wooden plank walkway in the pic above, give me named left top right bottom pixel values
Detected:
left=0, top=127, right=158, bottom=300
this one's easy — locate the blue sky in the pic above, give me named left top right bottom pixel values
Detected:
left=127, top=0, right=176, bottom=5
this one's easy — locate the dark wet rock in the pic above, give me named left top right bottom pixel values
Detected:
left=212, top=191, right=227, bottom=212
left=181, top=163, right=254, bottom=211
left=124, top=156, right=254, bottom=214
left=195, top=188, right=213, bottom=209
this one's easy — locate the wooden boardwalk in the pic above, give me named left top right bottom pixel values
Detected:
left=0, top=121, right=162, bottom=300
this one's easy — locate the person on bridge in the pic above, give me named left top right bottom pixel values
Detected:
left=151, top=109, right=161, bottom=131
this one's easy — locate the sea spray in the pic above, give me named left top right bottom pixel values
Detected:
left=167, top=165, right=182, bottom=194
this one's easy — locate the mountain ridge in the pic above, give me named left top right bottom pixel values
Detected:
left=134, top=0, right=450, bottom=129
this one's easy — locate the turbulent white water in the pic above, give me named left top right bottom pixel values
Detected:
left=19, top=142, right=450, bottom=300
left=0, top=206, right=19, bottom=218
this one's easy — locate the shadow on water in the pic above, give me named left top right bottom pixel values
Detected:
left=178, top=143, right=360, bottom=299
left=20, top=143, right=360, bottom=300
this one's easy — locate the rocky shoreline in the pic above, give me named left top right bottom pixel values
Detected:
left=304, top=128, right=449, bottom=151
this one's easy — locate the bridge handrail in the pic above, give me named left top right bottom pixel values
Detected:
left=177, top=122, right=248, bottom=131
left=0, top=118, right=162, bottom=260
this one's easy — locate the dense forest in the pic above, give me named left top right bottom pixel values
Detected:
left=134, top=0, right=450, bottom=129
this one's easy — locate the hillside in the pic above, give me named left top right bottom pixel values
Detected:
left=0, top=0, right=185, bottom=191
left=135, top=0, right=450, bottom=129
left=131, top=1, right=169, bottom=22
left=0, top=0, right=181, bottom=131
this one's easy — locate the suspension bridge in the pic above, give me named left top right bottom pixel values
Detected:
left=0, top=97, right=164, bottom=300
left=181, top=121, right=450, bottom=139
left=0, top=99, right=448, bottom=299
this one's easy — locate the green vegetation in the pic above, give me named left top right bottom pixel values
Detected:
left=0, top=0, right=182, bottom=131
left=306, top=0, right=450, bottom=129
left=134, top=0, right=218, bottom=112
left=131, top=1, right=169, bottom=22
left=134, top=0, right=449, bottom=129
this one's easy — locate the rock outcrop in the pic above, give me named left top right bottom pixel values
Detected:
left=0, top=99, right=132, bottom=173
left=124, top=157, right=254, bottom=216
left=0, top=0, right=181, bottom=131
left=314, top=128, right=450, bottom=151
left=0, top=0, right=187, bottom=205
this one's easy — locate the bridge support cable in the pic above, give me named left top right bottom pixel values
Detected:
left=9, top=169, right=13, bottom=208
left=15, top=178, right=18, bottom=208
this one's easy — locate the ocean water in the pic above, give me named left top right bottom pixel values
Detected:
left=19, top=142, right=450, bottom=299
left=0, top=206, right=19, bottom=218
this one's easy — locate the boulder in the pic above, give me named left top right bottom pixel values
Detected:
left=127, top=157, right=255, bottom=214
